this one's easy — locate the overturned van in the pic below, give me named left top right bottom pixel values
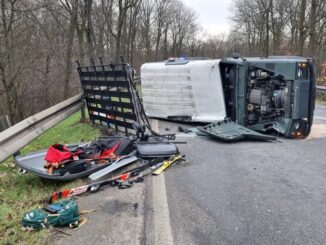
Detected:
left=140, top=56, right=315, bottom=139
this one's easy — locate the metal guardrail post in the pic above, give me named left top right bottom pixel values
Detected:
left=80, top=99, right=86, bottom=122
left=0, top=115, right=11, bottom=132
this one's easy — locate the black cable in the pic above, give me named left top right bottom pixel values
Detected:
left=122, top=59, right=175, bottom=141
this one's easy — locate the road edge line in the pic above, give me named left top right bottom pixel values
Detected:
left=152, top=173, right=174, bottom=245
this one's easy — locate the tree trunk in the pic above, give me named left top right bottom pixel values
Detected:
left=154, top=18, right=163, bottom=60
left=163, top=26, right=168, bottom=59
left=76, top=27, right=85, bottom=65
left=115, top=13, right=123, bottom=62
left=308, top=0, right=317, bottom=57
left=85, top=0, right=94, bottom=60
left=298, top=0, right=306, bottom=56
left=63, top=0, right=78, bottom=99
left=44, top=54, right=51, bottom=107
left=264, top=0, right=272, bottom=57
left=0, top=0, right=23, bottom=123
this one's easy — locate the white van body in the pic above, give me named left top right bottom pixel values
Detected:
left=140, top=59, right=226, bottom=122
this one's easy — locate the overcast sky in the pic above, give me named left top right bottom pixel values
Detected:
left=181, top=0, right=233, bottom=36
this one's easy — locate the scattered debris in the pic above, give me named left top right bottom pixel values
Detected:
left=14, top=138, right=134, bottom=181
left=48, top=154, right=184, bottom=203
left=177, top=126, right=196, bottom=134
left=17, top=57, right=188, bottom=234
left=88, top=155, right=138, bottom=181
left=18, top=168, right=27, bottom=174
left=53, top=228, right=71, bottom=236
left=152, top=155, right=184, bottom=175
left=177, top=126, right=185, bottom=132
left=21, top=199, right=92, bottom=232
left=197, top=118, right=276, bottom=142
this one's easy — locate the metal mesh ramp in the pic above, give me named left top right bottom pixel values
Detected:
left=77, top=61, right=137, bottom=135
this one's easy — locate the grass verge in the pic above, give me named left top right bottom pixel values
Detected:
left=316, top=99, right=326, bottom=105
left=0, top=112, right=100, bottom=245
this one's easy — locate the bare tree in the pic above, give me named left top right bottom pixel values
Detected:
left=114, top=0, right=138, bottom=61
left=2, top=0, right=326, bottom=123
left=59, top=0, right=78, bottom=99
left=140, top=0, right=155, bottom=61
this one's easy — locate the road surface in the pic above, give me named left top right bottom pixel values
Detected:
left=144, top=105, right=326, bottom=245
left=53, top=105, right=326, bottom=245
left=163, top=134, right=326, bottom=244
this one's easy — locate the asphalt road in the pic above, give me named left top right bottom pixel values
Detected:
left=52, top=105, right=326, bottom=245
left=314, top=104, right=326, bottom=120
left=156, top=107, right=326, bottom=245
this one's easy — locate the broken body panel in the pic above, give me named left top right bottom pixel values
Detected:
left=141, top=56, right=315, bottom=138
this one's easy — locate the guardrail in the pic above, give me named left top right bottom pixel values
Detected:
left=0, top=94, right=84, bottom=163
left=134, top=76, right=141, bottom=85
left=317, top=86, right=326, bottom=93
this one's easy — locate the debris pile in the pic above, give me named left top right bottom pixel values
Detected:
left=19, top=126, right=185, bottom=231
left=22, top=199, right=93, bottom=231
left=17, top=56, right=186, bottom=231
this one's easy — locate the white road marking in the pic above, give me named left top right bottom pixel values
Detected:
left=152, top=173, right=174, bottom=245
